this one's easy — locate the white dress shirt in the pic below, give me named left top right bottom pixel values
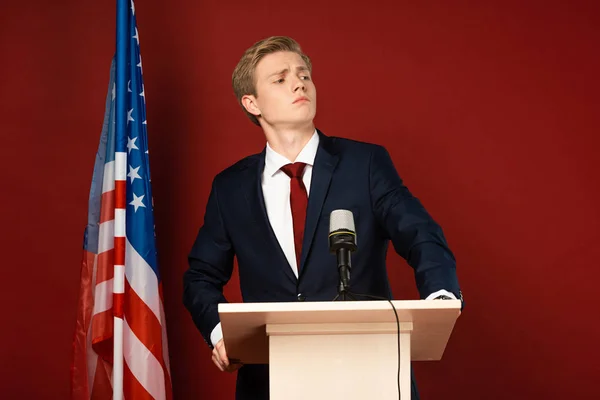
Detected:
left=261, top=130, right=320, bottom=277
left=209, top=130, right=454, bottom=347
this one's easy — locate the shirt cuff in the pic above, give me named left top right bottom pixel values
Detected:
left=425, top=289, right=457, bottom=300
left=210, top=322, right=223, bottom=347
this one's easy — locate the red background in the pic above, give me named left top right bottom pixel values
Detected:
left=1, top=0, right=599, bottom=398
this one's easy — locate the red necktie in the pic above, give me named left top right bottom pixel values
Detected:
left=280, top=162, right=308, bottom=271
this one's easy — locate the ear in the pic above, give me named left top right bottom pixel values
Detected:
left=241, top=94, right=261, bottom=117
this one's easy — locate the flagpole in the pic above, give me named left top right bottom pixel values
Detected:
left=113, top=0, right=128, bottom=398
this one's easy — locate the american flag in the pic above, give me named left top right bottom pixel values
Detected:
left=71, top=1, right=172, bottom=399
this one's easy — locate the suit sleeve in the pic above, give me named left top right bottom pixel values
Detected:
left=368, top=145, right=462, bottom=302
left=183, top=176, right=235, bottom=347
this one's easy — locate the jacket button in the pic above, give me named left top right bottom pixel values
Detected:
left=297, top=293, right=306, bottom=301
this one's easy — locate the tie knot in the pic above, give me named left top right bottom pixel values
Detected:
left=281, top=162, right=307, bottom=179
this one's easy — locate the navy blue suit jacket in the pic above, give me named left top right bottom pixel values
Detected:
left=183, top=130, right=462, bottom=399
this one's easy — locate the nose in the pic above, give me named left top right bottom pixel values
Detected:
left=293, top=76, right=306, bottom=92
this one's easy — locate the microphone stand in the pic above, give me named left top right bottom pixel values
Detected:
left=332, top=249, right=357, bottom=301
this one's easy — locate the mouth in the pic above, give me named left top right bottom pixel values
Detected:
left=293, top=97, right=309, bottom=104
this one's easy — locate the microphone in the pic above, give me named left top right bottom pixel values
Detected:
left=329, top=210, right=357, bottom=298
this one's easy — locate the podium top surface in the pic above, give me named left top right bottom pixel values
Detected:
left=219, top=299, right=461, bottom=364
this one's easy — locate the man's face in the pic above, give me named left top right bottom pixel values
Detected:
left=245, top=51, right=317, bottom=129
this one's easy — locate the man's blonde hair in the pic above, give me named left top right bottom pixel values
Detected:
left=232, top=36, right=312, bottom=126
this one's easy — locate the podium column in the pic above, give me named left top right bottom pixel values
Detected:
left=267, top=321, right=414, bottom=400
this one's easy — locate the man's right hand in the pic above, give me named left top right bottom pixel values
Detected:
left=212, top=339, right=242, bottom=373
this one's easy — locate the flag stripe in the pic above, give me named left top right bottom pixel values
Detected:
left=114, top=265, right=125, bottom=294
left=125, top=239, right=161, bottom=320
left=98, top=221, right=115, bottom=254
left=91, top=309, right=113, bottom=345
left=115, top=209, right=126, bottom=237
left=115, top=152, right=127, bottom=180
left=115, top=180, right=127, bottom=209
left=99, top=190, right=115, bottom=224
left=123, top=318, right=166, bottom=400
left=96, top=249, right=114, bottom=285
left=93, top=279, right=113, bottom=314
left=102, top=161, right=115, bottom=194
left=124, top=279, right=165, bottom=366
left=123, top=361, right=153, bottom=400
left=90, top=309, right=113, bottom=363
left=114, top=237, right=125, bottom=265
left=114, top=292, right=125, bottom=319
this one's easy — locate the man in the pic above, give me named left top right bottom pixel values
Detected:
left=183, top=36, right=462, bottom=399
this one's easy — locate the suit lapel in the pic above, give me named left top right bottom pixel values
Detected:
left=299, top=132, right=339, bottom=273
left=243, top=150, right=298, bottom=285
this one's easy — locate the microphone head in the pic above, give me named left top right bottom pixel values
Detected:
left=329, top=209, right=357, bottom=253
left=329, top=209, right=355, bottom=234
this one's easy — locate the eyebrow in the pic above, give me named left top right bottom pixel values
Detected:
left=267, top=66, right=309, bottom=79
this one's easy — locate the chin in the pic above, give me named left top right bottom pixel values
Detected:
left=294, top=111, right=316, bottom=124
left=274, top=114, right=313, bottom=128
left=292, top=118, right=315, bottom=128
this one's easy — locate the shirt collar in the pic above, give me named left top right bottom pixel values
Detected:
left=264, top=129, right=319, bottom=177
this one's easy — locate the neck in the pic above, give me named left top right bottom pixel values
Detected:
left=262, top=122, right=315, bottom=162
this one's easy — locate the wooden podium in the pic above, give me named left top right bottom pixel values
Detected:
left=219, top=299, right=461, bottom=400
